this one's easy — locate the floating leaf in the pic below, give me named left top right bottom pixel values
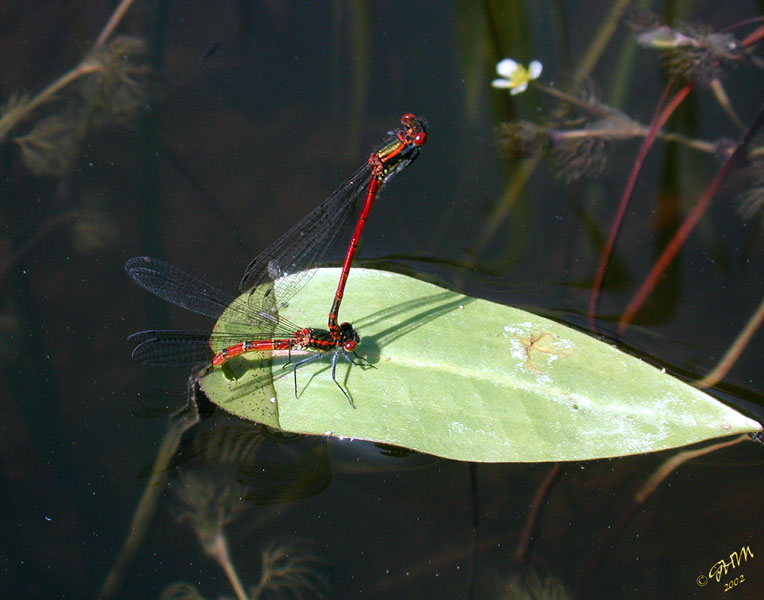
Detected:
left=201, top=269, right=761, bottom=462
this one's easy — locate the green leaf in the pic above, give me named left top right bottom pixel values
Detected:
left=200, top=268, right=762, bottom=462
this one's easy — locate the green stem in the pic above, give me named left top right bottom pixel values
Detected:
left=98, top=395, right=200, bottom=600
left=212, top=533, right=248, bottom=600
left=695, top=292, right=764, bottom=389
left=532, top=81, right=613, bottom=117
left=0, top=61, right=102, bottom=143
left=550, top=125, right=717, bottom=154
left=93, top=0, right=135, bottom=50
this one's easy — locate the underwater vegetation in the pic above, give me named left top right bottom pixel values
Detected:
left=164, top=424, right=329, bottom=600
left=491, top=7, right=764, bottom=382
left=0, top=34, right=149, bottom=177
left=2, top=2, right=763, bottom=598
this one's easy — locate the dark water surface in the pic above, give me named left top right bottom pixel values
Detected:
left=2, top=1, right=763, bottom=598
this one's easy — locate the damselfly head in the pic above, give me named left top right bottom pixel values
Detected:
left=338, top=322, right=359, bottom=351
left=399, top=113, right=428, bottom=146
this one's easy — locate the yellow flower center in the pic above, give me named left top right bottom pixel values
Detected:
left=509, top=65, right=530, bottom=88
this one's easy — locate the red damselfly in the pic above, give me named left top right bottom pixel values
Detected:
left=238, top=113, right=427, bottom=340
left=126, top=256, right=362, bottom=405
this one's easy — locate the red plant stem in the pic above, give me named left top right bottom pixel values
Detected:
left=587, top=79, right=695, bottom=332
left=741, top=24, right=764, bottom=48
left=513, top=463, right=562, bottom=563
left=618, top=105, right=764, bottom=332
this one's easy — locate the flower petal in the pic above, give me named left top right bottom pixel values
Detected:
left=491, top=78, right=512, bottom=89
left=510, top=81, right=529, bottom=95
left=496, top=58, right=519, bottom=77
left=528, top=60, right=543, bottom=79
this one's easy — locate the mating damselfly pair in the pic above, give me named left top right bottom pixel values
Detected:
left=127, top=113, right=427, bottom=407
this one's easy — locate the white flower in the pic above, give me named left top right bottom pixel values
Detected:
left=491, top=59, right=543, bottom=95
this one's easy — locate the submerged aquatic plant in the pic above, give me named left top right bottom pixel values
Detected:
left=548, top=128, right=609, bottom=182
left=494, top=121, right=547, bottom=158
left=71, top=198, right=118, bottom=254
left=12, top=114, right=82, bottom=177
left=498, top=570, right=569, bottom=600
left=171, top=425, right=263, bottom=600
left=737, top=143, right=764, bottom=221
left=490, top=7, right=764, bottom=380
left=493, top=83, right=710, bottom=183
left=249, top=541, right=328, bottom=599
left=1, top=35, right=149, bottom=177
left=492, top=8, right=761, bottom=182
left=79, top=35, right=149, bottom=127
left=172, top=425, right=263, bottom=556
left=169, top=425, right=328, bottom=600
left=624, top=8, right=749, bottom=85
left=160, top=541, right=328, bottom=600
left=159, top=582, right=207, bottom=600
